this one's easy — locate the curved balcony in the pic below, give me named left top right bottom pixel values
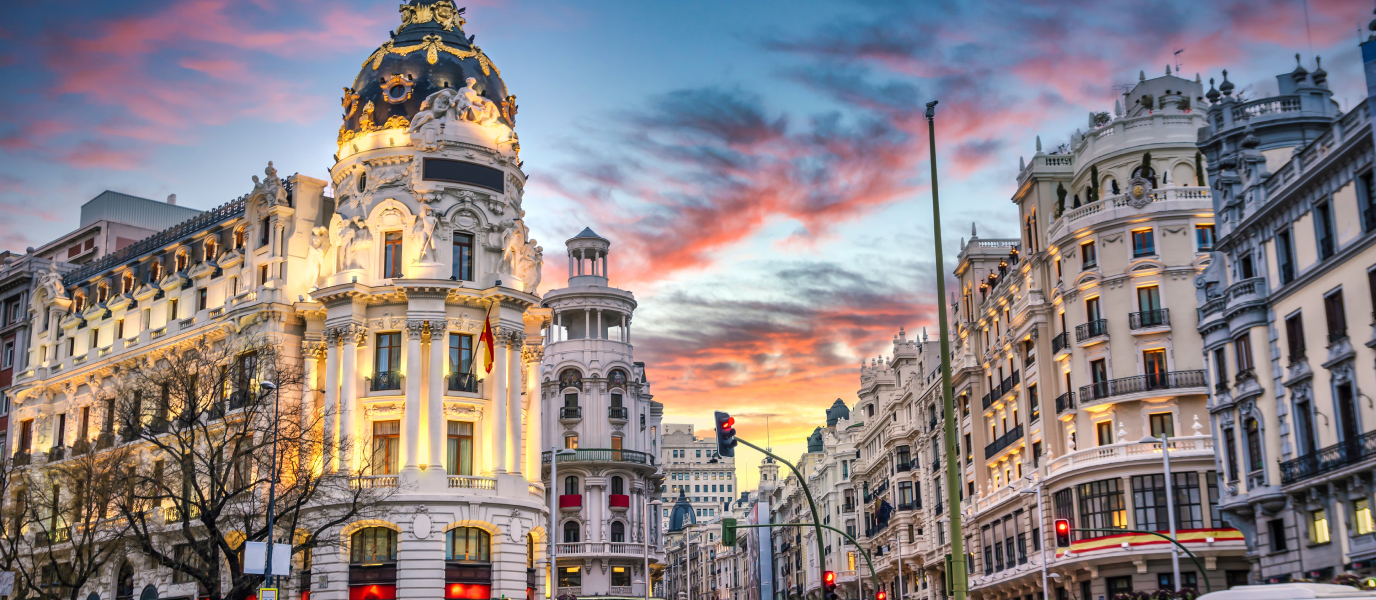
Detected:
left=559, top=494, right=582, bottom=510
left=542, top=448, right=656, bottom=466
left=608, top=406, right=629, bottom=421
left=1078, top=370, right=1207, bottom=406
left=1047, top=435, right=1213, bottom=477
left=556, top=542, right=646, bottom=557
left=1129, top=309, right=1170, bottom=331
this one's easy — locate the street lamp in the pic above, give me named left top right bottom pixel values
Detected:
left=259, top=381, right=281, bottom=587
left=646, top=498, right=664, bottom=600
left=1017, top=477, right=1048, bottom=600
left=550, top=446, right=577, bottom=599
left=1140, top=434, right=1180, bottom=592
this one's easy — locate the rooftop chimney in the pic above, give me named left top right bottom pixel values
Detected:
left=167, top=194, right=177, bottom=206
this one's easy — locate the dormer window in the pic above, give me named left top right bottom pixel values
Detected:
left=73, top=292, right=85, bottom=313
left=204, top=237, right=218, bottom=261
left=96, top=283, right=109, bottom=304
left=121, top=271, right=134, bottom=294
left=175, top=249, right=189, bottom=273
left=150, top=261, right=164, bottom=282
left=233, top=227, right=246, bottom=250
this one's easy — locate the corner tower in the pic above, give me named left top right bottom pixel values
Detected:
left=539, top=227, right=665, bottom=598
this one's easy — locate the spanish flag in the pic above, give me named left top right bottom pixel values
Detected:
left=476, top=302, right=496, bottom=379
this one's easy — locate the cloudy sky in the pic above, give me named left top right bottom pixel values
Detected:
left=0, top=0, right=1367, bottom=489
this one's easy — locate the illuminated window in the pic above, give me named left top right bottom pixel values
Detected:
left=1357, top=498, right=1374, bottom=536
left=383, top=231, right=404, bottom=279
left=445, top=527, right=490, bottom=562
left=175, top=249, right=189, bottom=273
left=350, top=527, right=398, bottom=564
left=1311, top=509, right=1330, bottom=544
left=371, top=420, right=400, bottom=475
left=446, top=421, right=473, bottom=476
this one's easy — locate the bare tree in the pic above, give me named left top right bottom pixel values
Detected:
left=109, top=334, right=394, bottom=600
left=2, top=439, right=134, bottom=600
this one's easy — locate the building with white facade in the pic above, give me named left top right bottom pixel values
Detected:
left=541, top=227, right=666, bottom=598
left=662, top=424, right=738, bottom=532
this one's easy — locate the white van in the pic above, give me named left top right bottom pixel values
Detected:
left=1197, top=583, right=1376, bottom=600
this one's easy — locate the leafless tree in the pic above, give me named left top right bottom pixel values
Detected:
left=107, top=333, right=394, bottom=600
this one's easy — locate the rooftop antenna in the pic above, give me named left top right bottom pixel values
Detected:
left=765, top=415, right=772, bottom=452
left=1174, top=49, right=1185, bottom=74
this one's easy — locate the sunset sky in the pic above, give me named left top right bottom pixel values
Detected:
left=0, top=0, right=1368, bottom=490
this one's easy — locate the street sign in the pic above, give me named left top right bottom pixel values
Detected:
left=259, top=588, right=278, bottom=600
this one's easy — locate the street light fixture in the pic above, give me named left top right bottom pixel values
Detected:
left=1017, top=478, right=1048, bottom=600
left=258, top=381, right=281, bottom=588
left=549, top=446, right=578, bottom=599
left=1139, top=434, right=1181, bottom=592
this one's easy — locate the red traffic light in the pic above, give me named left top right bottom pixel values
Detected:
left=1055, top=520, right=1069, bottom=533
left=724, top=417, right=735, bottom=429
left=1054, top=518, right=1072, bottom=548
left=823, top=571, right=836, bottom=586
left=876, top=592, right=887, bottom=600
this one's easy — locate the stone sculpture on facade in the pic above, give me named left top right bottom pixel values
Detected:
left=307, top=226, right=333, bottom=286
left=412, top=205, right=440, bottom=264
left=248, top=161, right=288, bottom=208
left=340, top=216, right=374, bottom=271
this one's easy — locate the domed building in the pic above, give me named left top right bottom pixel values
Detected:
left=6, top=3, right=668, bottom=600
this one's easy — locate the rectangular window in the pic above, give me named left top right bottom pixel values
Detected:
left=1316, top=201, right=1335, bottom=259
left=78, top=406, right=90, bottom=442
left=1172, top=472, right=1204, bottom=529
left=1208, top=471, right=1221, bottom=527
left=1239, top=254, right=1255, bottom=279
left=1107, top=576, right=1133, bottom=596
left=1356, top=498, right=1375, bottom=536
left=1312, top=509, right=1331, bottom=544
left=1095, top=421, right=1113, bottom=446
left=1080, top=241, right=1097, bottom=269
left=1361, top=171, right=1376, bottom=232
left=452, top=232, right=475, bottom=281
left=383, top=231, right=403, bottom=279
left=259, top=264, right=269, bottom=287
left=448, top=333, right=473, bottom=376
left=259, top=217, right=271, bottom=246
left=1137, top=285, right=1161, bottom=319
left=446, top=421, right=473, bottom=476
left=371, top=420, right=401, bottom=475
left=1149, top=413, right=1174, bottom=439
left=1078, top=478, right=1127, bottom=533
left=1055, top=257, right=1062, bottom=279
left=18, top=419, right=31, bottom=453
left=169, top=299, right=179, bottom=322
left=1268, top=519, right=1287, bottom=552
left=197, top=288, right=207, bottom=311
left=1, top=341, right=12, bottom=370
left=375, top=332, right=401, bottom=377
left=1285, top=312, right=1306, bottom=360
left=1143, top=348, right=1167, bottom=388
left=1324, top=289, right=1348, bottom=341
left=1234, top=334, right=1254, bottom=372
left=1277, top=229, right=1296, bottom=284
left=1196, top=224, right=1216, bottom=251
left=1029, top=384, right=1039, bottom=422
left=1132, top=228, right=1155, bottom=257
left=54, top=413, right=66, bottom=448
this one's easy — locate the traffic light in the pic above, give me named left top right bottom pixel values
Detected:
left=823, top=571, right=838, bottom=600
left=876, top=591, right=887, bottom=600
left=721, top=518, right=737, bottom=546
left=1054, top=519, right=1072, bottom=548
left=714, top=411, right=738, bottom=457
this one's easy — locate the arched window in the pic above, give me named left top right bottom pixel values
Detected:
left=563, top=521, right=580, bottom=543
left=150, top=261, right=164, bottom=282
left=611, top=476, right=624, bottom=495
left=73, top=291, right=85, bottom=312
left=350, top=527, right=398, bottom=564
left=97, top=283, right=109, bottom=304
left=233, top=227, right=246, bottom=250
left=205, top=237, right=218, bottom=261
left=121, top=271, right=134, bottom=294
left=116, top=561, right=134, bottom=599
left=527, top=533, right=535, bottom=569
left=563, top=476, right=578, bottom=496
left=445, top=526, right=491, bottom=562
left=611, top=521, right=625, bottom=543
left=608, top=369, right=628, bottom=389
left=175, top=249, right=189, bottom=273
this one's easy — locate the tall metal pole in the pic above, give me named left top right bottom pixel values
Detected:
left=551, top=446, right=559, bottom=600
left=895, top=533, right=905, bottom=600
left=926, top=100, right=968, bottom=600
left=1034, top=485, right=1049, bottom=600
left=1162, top=438, right=1180, bottom=591
left=262, top=382, right=281, bottom=587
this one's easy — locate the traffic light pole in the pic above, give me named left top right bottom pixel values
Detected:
left=926, top=100, right=968, bottom=600
left=733, top=438, right=828, bottom=588
left=1067, top=528, right=1211, bottom=593
left=729, top=522, right=879, bottom=593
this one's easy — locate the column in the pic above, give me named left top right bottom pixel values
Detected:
left=525, top=345, right=544, bottom=478
left=577, top=249, right=584, bottom=275
left=508, top=335, right=524, bottom=475
left=568, top=251, right=574, bottom=279
left=322, top=330, right=340, bottom=472
left=339, top=325, right=363, bottom=474
left=493, top=330, right=509, bottom=474
left=428, top=323, right=446, bottom=472
left=556, top=311, right=563, bottom=343
left=601, top=252, right=607, bottom=279
left=302, top=341, right=323, bottom=470
left=596, top=309, right=602, bottom=339
left=404, top=320, right=424, bottom=473
left=621, top=314, right=627, bottom=343
left=584, top=310, right=590, bottom=340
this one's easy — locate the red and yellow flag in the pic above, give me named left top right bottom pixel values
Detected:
left=477, top=302, right=496, bottom=375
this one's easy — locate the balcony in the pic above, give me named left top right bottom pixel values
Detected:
left=350, top=476, right=398, bottom=489
left=36, top=527, right=71, bottom=546
left=1054, top=392, right=1074, bottom=415
left=559, top=406, right=582, bottom=420
left=608, top=406, right=629, bottom=420
left=447, top=475, right=496, bottom=490
left=1048, top=435, right=1213, bottom=476
left=542, top=448, right=656, bottom=466
left=983, top=424, right=1023, bottom=459
left=897, top=501, right=917, bottom=512
left=842, top=502, right=855, bottom=513
left=1280, top=429, right=1376, bottom=485
left=1075, top=319, right=1108, bottom=343
left=447, top=373, right=478, bottom=393
left=1051, top=331, right=1070, bottom=355
left=609, top=494, right=630, bottom=510
left=1129, top=309, right=1170, bottom=330
left=369, top=370, right=402, bottom=392
left=1078, top=370, right=1207, bottom=404
left=559, top=494, right=583, bottom=510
